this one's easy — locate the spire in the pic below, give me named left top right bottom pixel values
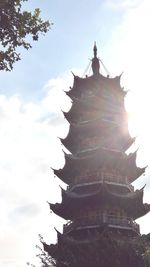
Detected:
left=93, top=42, right=97, bottom=58
left=92, top=42, right=100, bottom=76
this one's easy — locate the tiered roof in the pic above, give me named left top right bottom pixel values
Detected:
left=51, top=44, right=149, bottom=235
left=54, top=149, right=145, bottom=184
left=50, top=185, right=149, bottom=220
left=61, top=118, right=134, bottom=154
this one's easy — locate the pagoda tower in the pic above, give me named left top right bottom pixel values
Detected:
left=44, top=44, right=150, bottom=267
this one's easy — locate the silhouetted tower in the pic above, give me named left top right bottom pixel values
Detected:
left=44, top=44, right=150, bottom=267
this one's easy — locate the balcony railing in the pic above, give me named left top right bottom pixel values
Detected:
left=70, top=172, right=133, bottom=191
left=63, top=215, right=139, bottom=234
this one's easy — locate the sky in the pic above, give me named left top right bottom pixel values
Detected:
left=1, top=0, right=150, bottom=266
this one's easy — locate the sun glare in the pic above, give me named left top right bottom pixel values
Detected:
left=125, top=89, right=150, bottom=167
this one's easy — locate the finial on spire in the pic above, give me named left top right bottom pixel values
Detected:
left=92, top=42, right=100, bottom=76
left=93, top=41, right=97, bottom=58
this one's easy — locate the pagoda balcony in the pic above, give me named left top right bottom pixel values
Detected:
left=69, top=172, right=134, bottom=191
left=63, top=215, right=139, bottom=235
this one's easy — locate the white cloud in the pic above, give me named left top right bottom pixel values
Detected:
left=0, top=72, right=72, bottom=266
left=105, top=0, right=142, bottom=10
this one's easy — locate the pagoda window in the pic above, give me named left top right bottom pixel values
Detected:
left=102, top=172, right=126, bottom=184
left=105, top=207, right=127, bottom=219
left=72, top=169, right=131, bottom=187
left=75, top=172, right=100, bottom=185
left=75, top=207, right=132, bottom=229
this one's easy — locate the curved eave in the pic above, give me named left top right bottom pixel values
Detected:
left=53, top=149, right=144, bottom=184
left=61, top=121, right=134, bottom=153
left=49, top=186, right=149, bottom=220
left=50, top=203, right=68, bottom=219
left=71, top=95, right=125, bottom=113
left=61, top=184, right=143, bottom=202
left=54, top=148, right=120, bottom=180
left=66, top=73, right=126, bottom=99
left=66, top=90, right=73, bottom=98
left=128, top=166, right=146, bottom=183
left=66, top=75, right=84, bottom=98
left=106, top=74, right=127, bottom=97
left=122, top=151, right=146, bottom=182
left=109, top=75, right=127, bottom=97
left=63, top=97, right=100, bottom=119
left=120, top=150, right=136, bottom=173
left=62, top=118, right=118, bottom=142
left=63, top=95, right=126, bottom=123
left=63, top=110, right=72, bottom=122
left=123, top=137, right=136, bottom=151
left=61, top=136, right=135, bottom=156
left=43, top=242, right=58, bottom=258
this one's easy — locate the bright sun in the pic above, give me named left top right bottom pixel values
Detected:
left=125, top=89, right=150, bottom=168
left=125, top=83, right=150, bottom=234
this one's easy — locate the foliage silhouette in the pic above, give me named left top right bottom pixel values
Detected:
left=0, top=0, right=51, bottom=71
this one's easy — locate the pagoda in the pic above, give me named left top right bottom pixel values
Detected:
left=44, top=44, right=150, bottom=266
